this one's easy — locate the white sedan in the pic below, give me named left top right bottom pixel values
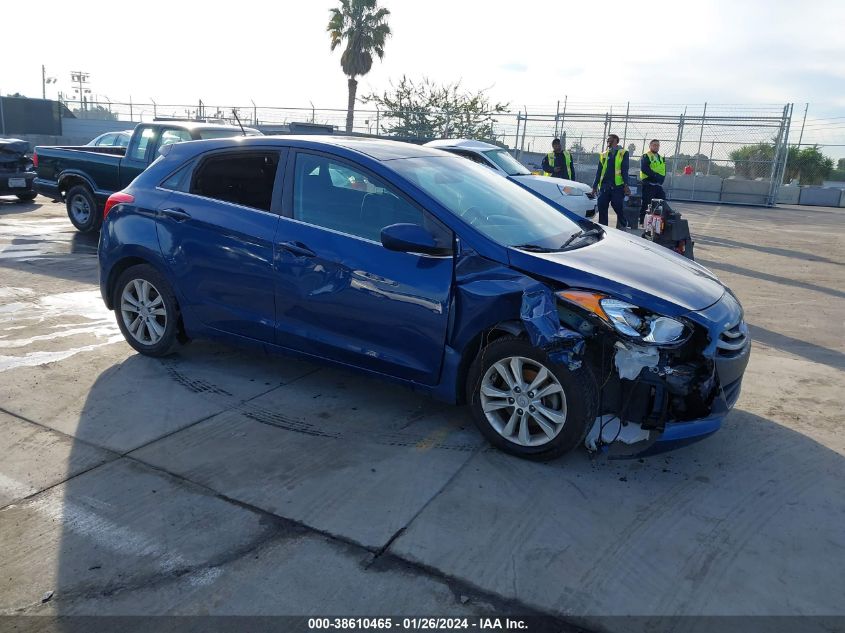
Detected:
left=423, top=138, right=597, bottom=218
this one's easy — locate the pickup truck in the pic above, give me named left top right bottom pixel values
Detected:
left=34, top=121, right=260, bottom=232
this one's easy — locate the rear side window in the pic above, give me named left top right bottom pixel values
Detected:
left=128, top=127, right=155, bottom=161
left=96, top=133, right=116, bottom=146
left=160, top=162, right=194, bottom=191
left=158, top=128, right=192, bottom=150
left=190, top=152, right=279, bottom=211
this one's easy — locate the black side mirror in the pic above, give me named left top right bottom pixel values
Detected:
left=380, top=223, right=442, bottom=255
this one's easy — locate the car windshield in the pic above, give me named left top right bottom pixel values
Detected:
left=391, top=156, right=581, bottom=249
left=483, top=149, right=531, bottom=176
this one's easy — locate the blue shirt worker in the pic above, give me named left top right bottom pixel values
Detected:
left=592, top=134, right=630, bottom=228
left=541, top=138, right=575, bottom=179
left=639, top=138, right=667, bottom=224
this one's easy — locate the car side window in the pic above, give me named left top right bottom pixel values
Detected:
left=116, top=134, right=130, bottom=148
left=158, top=128, right=192, bottom=152
left=160, top=161, right=194, bottom=192
left=190, top=152, right=279, bottom=211
left=450, top=149, right=495, bottom=169
left=292, top=153, right=423, bottom=242
left=128, top=127, right=155, bottom=161
left=97, top=133, right=115, bottom=147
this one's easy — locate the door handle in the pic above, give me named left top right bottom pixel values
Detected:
left=279, top=241, right=316, bottom=258
left=158, top=207, right=191, bottom=221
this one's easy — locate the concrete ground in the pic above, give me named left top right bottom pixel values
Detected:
left=0, top=196, right=843, bottom=631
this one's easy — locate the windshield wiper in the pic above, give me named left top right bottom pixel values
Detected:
left=559, top=230, right=585, bottom=250
left=511, top=243, right=556, bottom=252
left=559, top=227, right=603, bottom=250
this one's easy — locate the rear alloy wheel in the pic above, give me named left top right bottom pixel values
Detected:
left=113, top=264, right=180, bottom=357
left=467, top=337, right=596, bottom=460
left=65, top=185, right=101, bottom=233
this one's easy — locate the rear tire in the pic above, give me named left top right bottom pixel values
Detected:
left=466, top=336, right=596, bottom=460
left=112, top=264, right=181, bottom=357
left=65, top=184, right=101, bottom=233
left=16, top=192, right=37, bottom=201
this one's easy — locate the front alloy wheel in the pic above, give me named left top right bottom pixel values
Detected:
left=479, top=356, right=567, bottom=447
left=467, top=336, right=596, bottom=460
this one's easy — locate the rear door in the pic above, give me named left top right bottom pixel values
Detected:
left=273, top=150, right=454, bottom=385
left=156, top=148, right=285, bottom=343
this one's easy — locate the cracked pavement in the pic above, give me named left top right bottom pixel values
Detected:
left=0, top=197, right=843, bottom=631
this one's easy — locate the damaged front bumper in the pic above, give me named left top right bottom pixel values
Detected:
left=582, top=291, right=751, bottom=458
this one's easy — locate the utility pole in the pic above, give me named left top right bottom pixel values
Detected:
left=42, top=65, right=56, bottom=99
left=797, top=102, right=808, bottom=147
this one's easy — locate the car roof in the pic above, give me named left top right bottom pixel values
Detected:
left=423, top=138, right=500, bottom=151
left=165, top=135, right=451, bottom=161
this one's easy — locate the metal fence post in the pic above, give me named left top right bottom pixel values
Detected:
left=519, top=107, right=528, bottom=159
left=621, top=101, right=630, bottom=147
left=767, top=103, right=793, bottom=206
left=671, top=110, right=685, bottom=198
left=692, top=102, right=707, bottom=199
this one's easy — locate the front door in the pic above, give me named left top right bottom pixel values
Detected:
left=156, top=148, right=284, bottom=343
left=273, top=150, right=454, bottom=385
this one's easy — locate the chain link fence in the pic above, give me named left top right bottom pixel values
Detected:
left=46, top=98, right=845, bottom=206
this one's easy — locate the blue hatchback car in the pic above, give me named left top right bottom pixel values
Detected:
left=98, top=136, right=750, bottom=459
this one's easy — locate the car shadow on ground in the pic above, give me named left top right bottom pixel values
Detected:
left=694, top=235, right=845, bottom=267
left=696, top=258, right=845, bottom=301
left=2, top=337, right=841, bottom=624
left=0, top=198, right=40, bottom=216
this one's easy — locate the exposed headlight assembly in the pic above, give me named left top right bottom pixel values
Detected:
left=556, top=291, right=690, bottom=346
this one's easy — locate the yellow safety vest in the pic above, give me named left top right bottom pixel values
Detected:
left=598, top=148, right=626, bottom=186
left=544, top=151, right=573, bottom=177
left=639, top=151, right=666, bottom=181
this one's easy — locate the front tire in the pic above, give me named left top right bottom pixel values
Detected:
left=466, top=337, right=596, bottom=460
left=112, top=264, right=181, bottom=357
left=65, top=184, right=101, bottom=233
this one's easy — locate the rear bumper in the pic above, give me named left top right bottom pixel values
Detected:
left=0, top=171, right=36, bottom=195
left=33, top=177, right=61, bottom=200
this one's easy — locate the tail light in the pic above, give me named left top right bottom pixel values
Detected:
left=32, top=151, right=38, bottom=168
left=104, top=191, right=135, bottom=218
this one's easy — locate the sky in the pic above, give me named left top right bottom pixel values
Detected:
left=4, top=0, right=845, bottom=154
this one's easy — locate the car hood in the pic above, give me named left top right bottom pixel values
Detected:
left=511, top=174, right=590, bottom=193
left=507, top=227, right=726, bottom=316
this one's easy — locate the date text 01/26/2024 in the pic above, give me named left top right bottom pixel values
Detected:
left=307, top=618, right=529, bottom=630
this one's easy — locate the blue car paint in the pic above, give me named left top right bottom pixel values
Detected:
left=100, top=136, right=749, bottom=453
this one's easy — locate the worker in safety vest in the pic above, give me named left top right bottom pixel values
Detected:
left=592, top=134, right=630, bottom=228
left=541, top=138, right=575, bottom=180
left=639, top=138, right=667, bottom=225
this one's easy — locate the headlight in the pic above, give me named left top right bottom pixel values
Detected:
left=556, top=291, right=689, bottom=345
left=558, top=185, right=582, bottom=196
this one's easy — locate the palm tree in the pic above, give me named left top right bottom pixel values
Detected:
left=327, top=0, right=391, bottom=133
